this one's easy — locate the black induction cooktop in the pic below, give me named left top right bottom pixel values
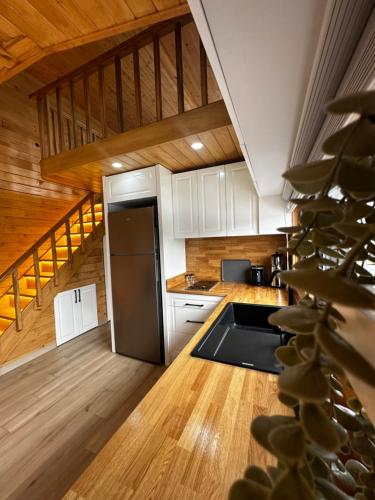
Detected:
left=185, top=280, right=218, bottom=291
left=191, top=302, right=292, bottom=374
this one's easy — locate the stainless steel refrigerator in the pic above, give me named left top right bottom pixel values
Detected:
left=108, top=205, right=164, bottom=364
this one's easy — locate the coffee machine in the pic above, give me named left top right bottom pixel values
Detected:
left=269, top=252, right=285, bottom=288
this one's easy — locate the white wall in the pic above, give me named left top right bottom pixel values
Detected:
left=188, top=0, right=329, bottom=196
left=259, top=195, right=291, bottom=235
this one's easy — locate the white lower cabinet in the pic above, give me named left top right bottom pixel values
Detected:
left=54, top=284, right=98, bottom=346
left=167, top=293, right=222, bottom=360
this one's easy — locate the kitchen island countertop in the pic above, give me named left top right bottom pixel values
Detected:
left=64, top=280, right=288, bottom=499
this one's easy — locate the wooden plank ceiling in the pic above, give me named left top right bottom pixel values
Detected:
left=0, top=0, right=189, bottom=84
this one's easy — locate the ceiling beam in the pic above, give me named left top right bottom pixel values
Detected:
left=0, top=4, right=190, bottom=85
left=41, top=100, right=231, bottom=175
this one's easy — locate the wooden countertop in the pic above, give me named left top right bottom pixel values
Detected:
left=65, top=282, right=288, bottom=500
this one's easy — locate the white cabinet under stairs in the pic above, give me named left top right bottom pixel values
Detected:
left=54, top=284, right=98, bottom=346
left=0, top=198, right=103, bottom=337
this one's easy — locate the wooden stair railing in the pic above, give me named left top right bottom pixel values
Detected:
left=30, top=13, right=215, bottom=160
left=0, top=193, right=103, bottom=336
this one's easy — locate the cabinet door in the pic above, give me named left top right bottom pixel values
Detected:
left=106, top=166, right=156, bottom=203
left=197, top=166, right=226, bottom=237
left=54, top=289, right=80, bottom=346
left=225, top=162, right=258, bottom=235
left=79, top=284, right=98, bottom=333
left=172, top=171, right=199, bottom=238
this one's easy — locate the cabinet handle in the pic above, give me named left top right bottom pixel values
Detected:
left=184, top=303, right=204, bottom=307
left=186, top=320, right=204, bottom=324
left=78, top=289, right=81, bottom=302
left=74, top=290, right=77, bottom=303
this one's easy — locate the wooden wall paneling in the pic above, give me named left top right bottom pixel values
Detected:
left=160, top=30, right=177, bottom=119
left=185, top=234, right=287, bottom=281
left=98, top=65, right=108, bottom=138
left=133, top=48, right=142, bottom=127
left=115, top=56, right=125, bottom=133
left=138, top=44, right=156, bottom=127
left=174, top=22, right=184, bottom=113
left=69, top=80, right=78, bottom=148
left=153, top=35, right=162, bottom=120
left=83, top=72, right=91, bottom=144
left=55, top=86, right=65, bottom=153
left=42, top=93, right=51, bottom=157
left=200, top=40, right=208, bottom=106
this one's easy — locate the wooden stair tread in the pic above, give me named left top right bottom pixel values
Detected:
left=0, top=318, right=13, bottom=335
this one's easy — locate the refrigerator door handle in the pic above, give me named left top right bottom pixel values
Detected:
left=78, top=289, right=81, bottom=302
left=74, top=290, right=77, bottom=303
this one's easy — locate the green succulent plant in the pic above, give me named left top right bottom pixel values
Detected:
left=229, top=90, right=375, bottom=500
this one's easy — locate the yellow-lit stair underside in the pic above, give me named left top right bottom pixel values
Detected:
left=0, top=204, right=103, bottom=336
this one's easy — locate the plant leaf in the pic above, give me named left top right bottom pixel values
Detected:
left=335, top=222, right=373, bottom=240
left=244, top=466, right=273, bottom=488
left=228, top=478, right=270, bottom=500
left=336, top=159, right=375, bottom=192
left=271, top=469, right=315, bottom=500
left=278, top=362, right=330, bottom=402
left=331, top=460, right=357, bottom=495
left=316, top=324, right=375, bottom=386
left=278, top=391, right=299, bottom=408
left=277, top=225, right=303, bottom=234
left=275, top=346, right=301, bottom=366
left=351, top=434, right=375, bottom=457
left=283, top=159, right=336, bottom=183
left=334, top=404, right=362, bottom=431
left=326, top=90, right=375, bottom=115
left=310, top=456, right=332, bottom=480
left=345, top=459, right=368, bottom=482
left=301, top=403, right=341, bottom=451
left=251, top=415, right=296, bottom=455
left=268, top=306, right=321, bottom=331
left=302, top=198, right=339, bottom=212
left=323, top=118, right=375, bottom=156
left=316, top=477, right=353, bottom=499
left=268, top=424, right=305, bottom=462
left=280, top=269, right=375, bottom=309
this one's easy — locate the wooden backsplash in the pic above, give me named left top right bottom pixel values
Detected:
left=185, top=234, right=286, bottom=280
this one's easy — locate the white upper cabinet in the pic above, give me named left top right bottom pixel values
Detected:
left=105, top=166, right=157, bottom=203
left=197, top=166, right=226, bottom=237
left=225, top=162, right=258, bottom=235
left=172, top=162, right=258, bottom=238
left=172, top=171, right=199, bottom=238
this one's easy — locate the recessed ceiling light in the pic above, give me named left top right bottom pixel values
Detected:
left=191, top=142, right=204, bottom=150
left=112, top=162, right=123, bottom=169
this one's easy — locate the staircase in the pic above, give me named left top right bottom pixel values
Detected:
left=0, top=193, right=103, bottom=337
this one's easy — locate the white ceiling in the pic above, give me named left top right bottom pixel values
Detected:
left=189, top=0, right=330, bottom=196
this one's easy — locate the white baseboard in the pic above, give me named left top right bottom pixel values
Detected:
left=0, top=342, right=56, bottom=376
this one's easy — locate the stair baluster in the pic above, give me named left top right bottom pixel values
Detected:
left=65, top=220, right=73, bottom=267
left=33, top=250, right=43, bottom=308
left=11, top=269, right=22, bottom=331
left=79, top=207, right=86, bottom=253
left=51, top=233, right=59, bottom=286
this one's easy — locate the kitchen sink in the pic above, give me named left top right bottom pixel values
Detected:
left=191, top=302, right=291, bottom=374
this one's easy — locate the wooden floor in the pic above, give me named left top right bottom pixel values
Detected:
left=0, top=323, right=164, bottom=500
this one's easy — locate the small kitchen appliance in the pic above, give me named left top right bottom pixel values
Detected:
left=250, top=265, right=265, bottom=286
left=269, top=252, right=286, bottom=288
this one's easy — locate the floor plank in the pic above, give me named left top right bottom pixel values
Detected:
left=0, top=323, right=164, bottom=500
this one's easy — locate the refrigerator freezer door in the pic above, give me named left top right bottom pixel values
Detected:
left=108, top=206, right=156, bottom=255
left=111, top=254, right=162, bottom=363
